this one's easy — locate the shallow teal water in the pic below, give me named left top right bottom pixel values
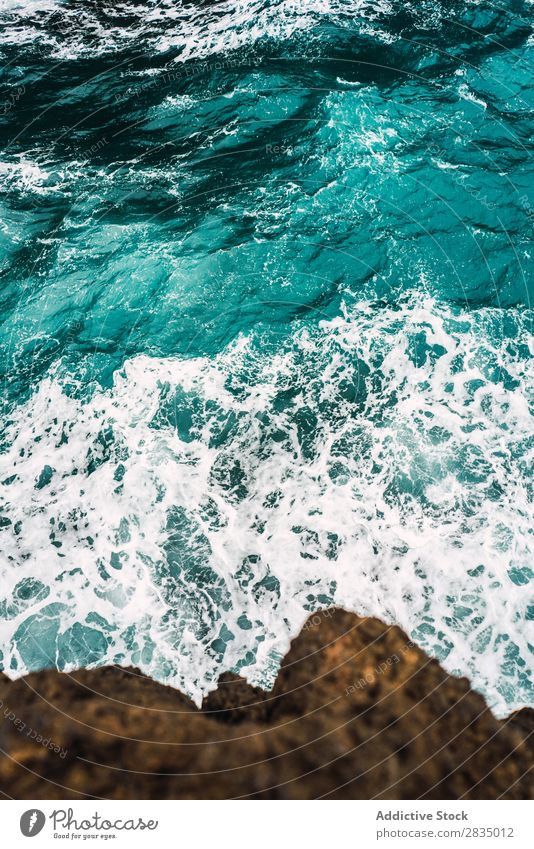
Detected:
left=0, top=1, right=532, bottom=712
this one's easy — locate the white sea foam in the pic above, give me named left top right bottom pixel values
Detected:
left=0, top=294, right=532, bottom=713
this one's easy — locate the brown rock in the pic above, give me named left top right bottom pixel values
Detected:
left=0, top=609, right=532, bottom=799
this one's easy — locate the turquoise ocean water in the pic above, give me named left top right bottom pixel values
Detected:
left=0, top=0, right=532, bottom=714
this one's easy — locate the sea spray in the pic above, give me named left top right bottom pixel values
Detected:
left=0, top=0, right=532, bottom=715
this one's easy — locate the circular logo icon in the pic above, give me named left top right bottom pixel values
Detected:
left=20, top=810, right=46, bottom=837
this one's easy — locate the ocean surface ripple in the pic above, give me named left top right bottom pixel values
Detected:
left=0, top=0, right=532, bottom=713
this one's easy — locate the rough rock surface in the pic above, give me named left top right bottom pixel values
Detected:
left=0, top=609, right=532, bottom=799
